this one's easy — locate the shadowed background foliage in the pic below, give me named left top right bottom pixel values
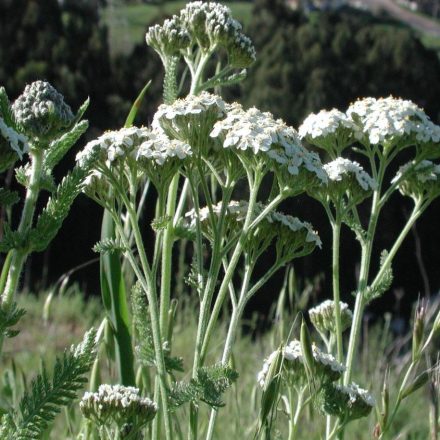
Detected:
left=1, top=0, right=440, bottom=320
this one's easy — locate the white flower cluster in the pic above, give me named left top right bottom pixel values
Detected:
left=347, top=96, right=440, bottom=145
left=299, top=109, right=356, bottom=140
left=323, top=157, right=377, bottom=191
left=76, top=126, right=191, bottom=169
left=392, top=160, right=440, bottom=185
left=185, top=200, right=248, bottom=226
left=0, top=116, right=28, bottom=158
left=185, top=200, right=321, bottom=247
left=137, top=131, right=192, bottom=165
left=153, top=92, right=227, bottom=127
left=80, top=384, right=157, bottom=425
left=309, top=299, right=353, bottom=333
left=210, top=105, right=327, bottom=182
left=337, top=382, right=376, bottom=408
left=257, top=340, right=345, bottom=387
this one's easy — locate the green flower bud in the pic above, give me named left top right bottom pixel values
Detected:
left=12, top=81, right=74, bottom=144
left=412, top=301, right=426, bottom=362
left=146, top=16, right=191, bottom=58
left=309, top=300, right=353, bottom=334
left=401, top=370, right=430, bottom=400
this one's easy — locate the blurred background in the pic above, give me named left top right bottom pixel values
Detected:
left=1, top=0, right=440, bottom=321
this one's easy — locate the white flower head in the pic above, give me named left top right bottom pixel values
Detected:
left=323, top=157, right=377, bottom=191
left=153, top=92, right=227, bottom=147
left=210, top=104, right=327, bottom=184
left=392, top=159, right=440, bottom=200
left=299, top=109, right=356, bottom=154
left=184, top=200, right=321, bottom=256
left=137, top=130, right=192, bottom=166
left=80, top=384, right=157, bottom=428
left=309, top=299, right=353, bottom=334
left=319, top=382, right=375, bottom=421
left=257, top=340, right=344, bottom=388
left=347, top=96, right=440, bottom=148
left=75, top=126, right=149, bottom=168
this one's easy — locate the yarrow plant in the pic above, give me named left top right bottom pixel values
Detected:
left=1, top=2, right=440, bottom=440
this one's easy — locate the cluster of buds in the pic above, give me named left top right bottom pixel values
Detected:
left=146, top=2, right=256, bottom=69
left=12, top=80, right=75, bottom=144
left=257, top=339, right=345, bottom=389
left=309, top=300, right=353, bottom=334
left=80, top=384, right=157, bottom=437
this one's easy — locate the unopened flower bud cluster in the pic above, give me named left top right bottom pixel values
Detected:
left=309, top=299, right=353, bottom=334
left=12, top=80, right=74, bottom=141
left=146, top=1, right=256, bottom=68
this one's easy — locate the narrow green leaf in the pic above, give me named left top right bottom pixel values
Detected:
left=124, top=80, right=152, bottom=128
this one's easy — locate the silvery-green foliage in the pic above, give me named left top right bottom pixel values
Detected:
left=0, top=329, right=97, bottom=440
left=0, top=87, right=28, bottom=172
left=0, top=188, right=19, bottom=208
left=131, top=283, right=183, bottom=373
left=365, top=250, right=394, bottom=303
left=169, top=363, right=238, bottom=409
left=0, top=302, right=26, bottom=339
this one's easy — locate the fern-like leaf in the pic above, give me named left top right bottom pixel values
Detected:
left=0, top=87, right=15, bottom=127
left=169, top=363, right=238, bottom=409
left=44, top=120, right=89, bottom=171
left=365, top=250, right=393, bottom=303
left=0, top=303, right=26, bottom=339
left=29, top=166, right=86, bottom=252
left=0, top=188, right=19, bottom=207
left=0, top=223, right=28, bottom=253
left=14, top=328, right=97, bottom=440
left=93, top=237, right=127, bottom=254
left=132, top=284, right=183, bottom=373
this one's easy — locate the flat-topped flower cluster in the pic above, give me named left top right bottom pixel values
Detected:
left=257, top=340, right=345, bottom=388
left=300, top=96, right=440, bottom=151
left=80, top=384, right=157, bottom=427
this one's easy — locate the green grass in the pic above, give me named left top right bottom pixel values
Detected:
left=0, top=286, right=433, bottom=439
left=102, top=1, right=254, bottom=55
